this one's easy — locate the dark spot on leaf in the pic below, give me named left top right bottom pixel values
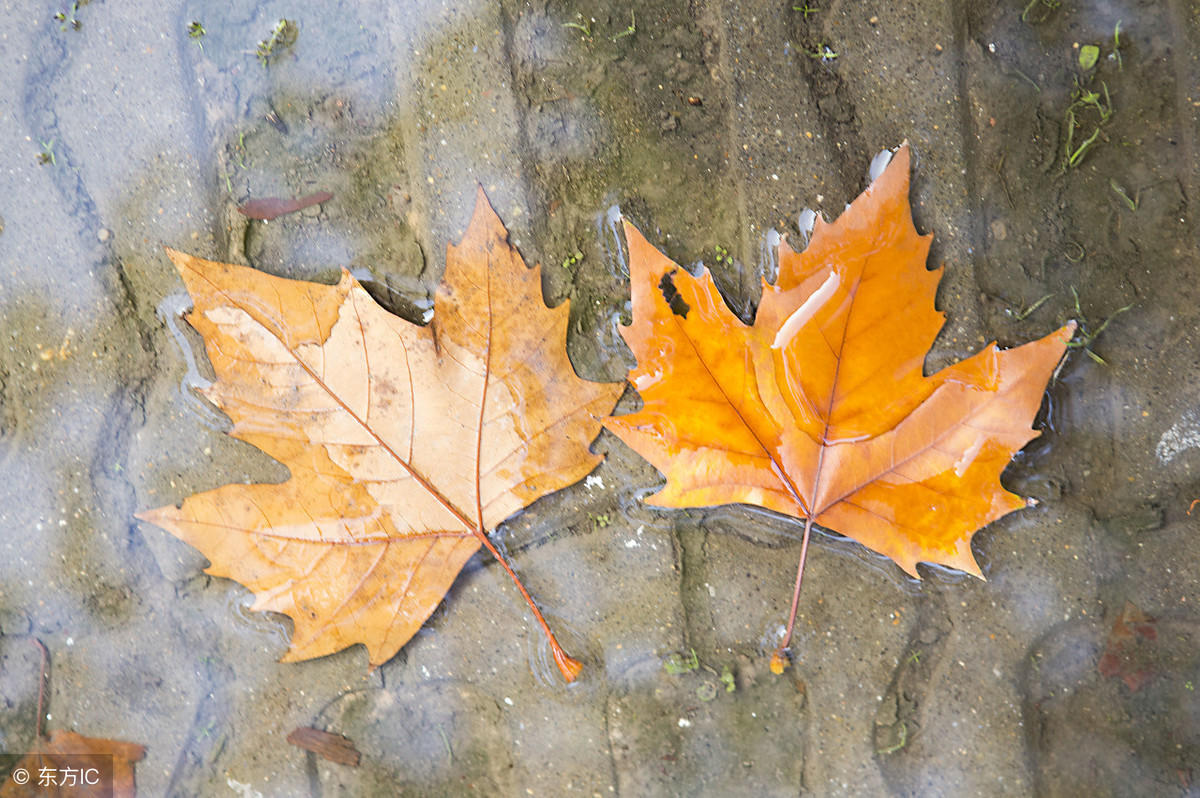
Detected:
left=659, top=270, right=690, bottom=318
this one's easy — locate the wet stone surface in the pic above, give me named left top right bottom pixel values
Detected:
left=1, top=0, right=1199, bottom=795
left=607, top=657, right=807, bottom=796
left=1024, top=612, right=1200, bottom=796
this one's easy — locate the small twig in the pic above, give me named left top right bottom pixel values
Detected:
left=804, top=42, right=839, bottom=60
left=1021, top=0, right=1060, bottom=24
left=1011, top=68, right=1042, bottom=92
left=31, top=638, right=49, bottom=739
left=876, top=720, right=908, bottom=755
left=612, top=10, right=636, bottom=41
left=991, top=153, right=1014, bottom=208
left=1066, top=286, right=1134, bottom=365
left=1007, top=293, right=1053, bottom=322
left=1110, top=180, right=1139, bottom=211
left=1066, top=127, right=1101, bottom=168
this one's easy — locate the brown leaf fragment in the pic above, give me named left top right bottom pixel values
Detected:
left=237, top=190, right=334, bottom=220
left=1098, top=600, right=1158, bottom=691
left=287, top=726, right=361, bottom=767
left=0, top=731, right=146, bottom=798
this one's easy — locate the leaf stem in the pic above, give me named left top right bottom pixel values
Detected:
left=31, top=638, right=48, bottom=738
left=771, top=515, right=814, bottom=674
left=474, top=253, right=581, bottom=684
left=471, top=531, right=582, bottom=682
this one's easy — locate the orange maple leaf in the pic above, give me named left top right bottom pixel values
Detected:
left=604, top=144, right=1074, bottom=670
left=137, top=189, right=622, bottom=679
left=0, top=731, right=146, bottom=798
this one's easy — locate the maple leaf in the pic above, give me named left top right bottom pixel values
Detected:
left=604, top=144, right=1074, bottom=670
left=137, top=188, right=621, bottom=679
left=0, top=731, right=146, bottom=798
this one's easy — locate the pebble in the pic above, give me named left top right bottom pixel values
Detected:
left=97, top=227, right=110, bottom=242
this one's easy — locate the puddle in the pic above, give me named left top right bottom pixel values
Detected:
left=0, top=0, right=1198, bottom=794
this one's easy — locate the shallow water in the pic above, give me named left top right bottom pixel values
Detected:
left=1, top=0, right=1198, bottom=795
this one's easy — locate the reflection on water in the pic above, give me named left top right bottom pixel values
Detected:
left=158, top=293, right=226, bottom=432
left=0, top=0, right=1196, bottom=793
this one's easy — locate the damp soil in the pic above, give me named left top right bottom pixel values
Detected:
left=1, top=0, right=1199, bottom=795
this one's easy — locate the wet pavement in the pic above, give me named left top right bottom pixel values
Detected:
left=1, top=0, right=1199, bottom=795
